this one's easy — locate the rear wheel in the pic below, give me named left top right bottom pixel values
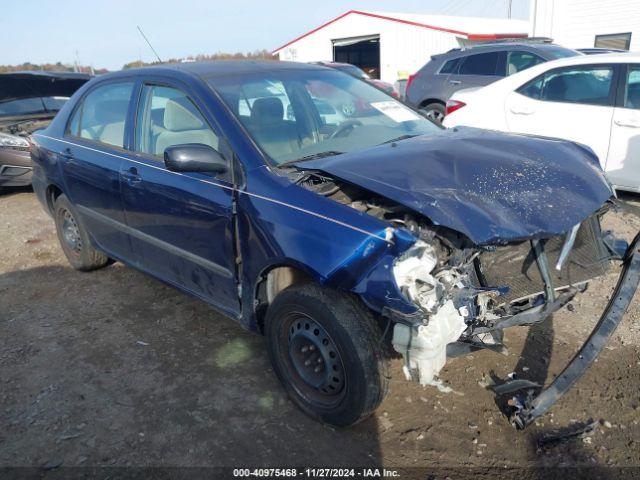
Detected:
left=53, top=194, right=110, bottom=271
left=265, top=284, right=388, bottom=426
left=421, top=102, right=445, bottom=124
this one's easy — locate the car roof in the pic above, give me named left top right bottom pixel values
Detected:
left=438, top=42, right=573, bottom=57
left=103, top=60, right=328, bottom=82
left=525, top=51, right=640, bottom=68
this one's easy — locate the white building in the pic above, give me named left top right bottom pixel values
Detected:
left=530, top=0, right=640, bottom=51
left=272, top=10, right=530, bottom=83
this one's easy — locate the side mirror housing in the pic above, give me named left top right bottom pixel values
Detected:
left=164, top=144, right=228, bottom=174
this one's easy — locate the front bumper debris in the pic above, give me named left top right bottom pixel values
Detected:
left=502, top=232, right=640, bottom=429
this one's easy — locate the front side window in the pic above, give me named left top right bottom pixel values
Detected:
left=135, top=85, right=219, bottom=157
left=212, top=69, right=439, bottom=165
left=540, top=66, right=614, bottom=106
left=507, top=51, right=545, bottom=76
left=67, top=82, right=134, bottom=148
left=458, top=52, right=501, bottom=76
left=625, top=67, right=640, bottom=109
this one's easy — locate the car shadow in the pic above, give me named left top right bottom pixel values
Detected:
left=0, top=185, right=33, bottom=197
left=489, top=317, right=613, bottom=477
left=0, top=264, right=384, bottom=468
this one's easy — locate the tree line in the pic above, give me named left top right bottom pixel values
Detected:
left=0, top=50, right=275, bottom=74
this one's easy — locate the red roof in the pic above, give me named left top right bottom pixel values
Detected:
left=272, top=10, right=528, bottom=54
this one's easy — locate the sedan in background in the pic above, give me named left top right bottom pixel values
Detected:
left=0, top=71, right=90, bottom=187
left=405, top=42, right=580, bottom=124
left=311, top=61, right=398, bottom=97
left=443, top=53, right=640, bottom=193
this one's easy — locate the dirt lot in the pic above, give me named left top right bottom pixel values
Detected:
left=1, top=187, right=640, bottom=475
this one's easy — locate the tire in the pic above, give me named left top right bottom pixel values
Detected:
left=265, top=283, right=389, bottom=427
left=53, top=194, right=110, bottom=271
left=421, top=102, right=446, bottom=125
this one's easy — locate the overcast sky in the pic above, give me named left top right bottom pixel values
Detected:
left=0, top=0, right=530, bottom=71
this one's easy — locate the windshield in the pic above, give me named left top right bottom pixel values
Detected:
left=0, top=96, right=69, bottom=117
left=211, top=69, right=439, bottom=165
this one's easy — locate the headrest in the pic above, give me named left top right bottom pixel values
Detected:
left=164, top=99, right=205, bottom=131
left=92, top=100, right=129, bottom=124
left=251, top=97, right=284, bottom=125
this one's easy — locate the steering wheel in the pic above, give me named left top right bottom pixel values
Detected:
left=329, top=119, right=363, bottom=139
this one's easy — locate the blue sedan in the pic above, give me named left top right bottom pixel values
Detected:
left=31, top=61, right=639, bottom=428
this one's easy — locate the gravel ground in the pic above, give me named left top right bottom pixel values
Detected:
left=1, top=187, right=639, bottom=475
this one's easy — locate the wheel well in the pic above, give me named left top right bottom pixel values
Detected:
left=46, top=184, right=63, bottom=214
left=255, top=265, right=313, bottom=333
left=419, top=98, right=445, bottom=109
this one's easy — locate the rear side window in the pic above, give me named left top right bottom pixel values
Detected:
left=458, top=52, right=501, bottom=76
left=541, top=67, right=614, bottom=106
left=67, top=82, right=134, bottom=148
left=507, top=51, right=545, bottom=75
left=135, top=85, right=219, bottom=157
left=518, top=66, right=615, bottom=106
left=439, top=58, right=460, bottom=74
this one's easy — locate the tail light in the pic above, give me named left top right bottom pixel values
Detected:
left=445, top=99, right=466, bottom=116
left=406, top=74, right=416, bottom=92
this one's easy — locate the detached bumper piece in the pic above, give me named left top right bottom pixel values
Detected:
left=506, top=233, right=640, bottom=429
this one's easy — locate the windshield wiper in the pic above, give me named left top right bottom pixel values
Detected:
left=380, top=134, right=419, bottom=145
left=280, top=150, right=344, bottom=166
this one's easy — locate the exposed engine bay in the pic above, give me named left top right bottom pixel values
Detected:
left=294, top=170, right=620, bottom=392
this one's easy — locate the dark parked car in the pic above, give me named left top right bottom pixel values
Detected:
left=312, top=61, right=398, bottom=97
left=0, top=71, right=90, bottom=187
left=31, top=61, right=639, bottom=429
left=405, top=42, right=580, bottom=123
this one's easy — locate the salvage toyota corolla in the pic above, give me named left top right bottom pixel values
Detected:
left=30, top=61, right=639, bottom=429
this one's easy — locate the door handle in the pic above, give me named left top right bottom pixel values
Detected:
left=614, top=118, right=640, bottom=128
left=510, top=105, right=535, bottom=115
left=449, top=80, right=461, bottom=85
left=122, top=166, right=142, bottom=185
left=60, top=148, right=74, bottom=160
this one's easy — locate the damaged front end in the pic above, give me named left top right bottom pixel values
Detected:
left=391, top=208, right=639, bottom=428
left=296, top=169, right=639, bottom=429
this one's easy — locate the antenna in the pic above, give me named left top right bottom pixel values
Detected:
left=137, top=25, right=162, bottom=63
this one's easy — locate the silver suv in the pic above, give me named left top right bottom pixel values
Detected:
left=405, top=42, right=580, bottom=123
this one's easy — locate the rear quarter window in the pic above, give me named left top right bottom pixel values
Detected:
left=438, top=58, right=460, bottom=74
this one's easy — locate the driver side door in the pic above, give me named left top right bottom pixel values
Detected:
left=119, top=79, right=239, bottom=316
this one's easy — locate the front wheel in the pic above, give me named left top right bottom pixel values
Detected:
left=265, top=284, right=388, bottom=427
left=53, top=194, right=110, bottom=271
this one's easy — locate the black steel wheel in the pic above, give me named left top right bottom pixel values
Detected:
left=265, top=283, right=388, bottom=426
left=53, top=194, right=110, bottom=271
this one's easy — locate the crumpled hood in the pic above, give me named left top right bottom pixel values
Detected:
left=297, top=127, right=614, bottom=245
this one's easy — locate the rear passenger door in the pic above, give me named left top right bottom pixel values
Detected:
left=119, top=79, right=239, bottom=316
left=61, top=80, right=135, bottom=259
left=606, top=64, right=640, bottom=191
left=505, top=64, right=618, bottom=168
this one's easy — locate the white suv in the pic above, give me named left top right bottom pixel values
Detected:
left=443, top=52, right=640, bottom=193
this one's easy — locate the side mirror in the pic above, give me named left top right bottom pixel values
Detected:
left=164, top=144, right=228, bottom=174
